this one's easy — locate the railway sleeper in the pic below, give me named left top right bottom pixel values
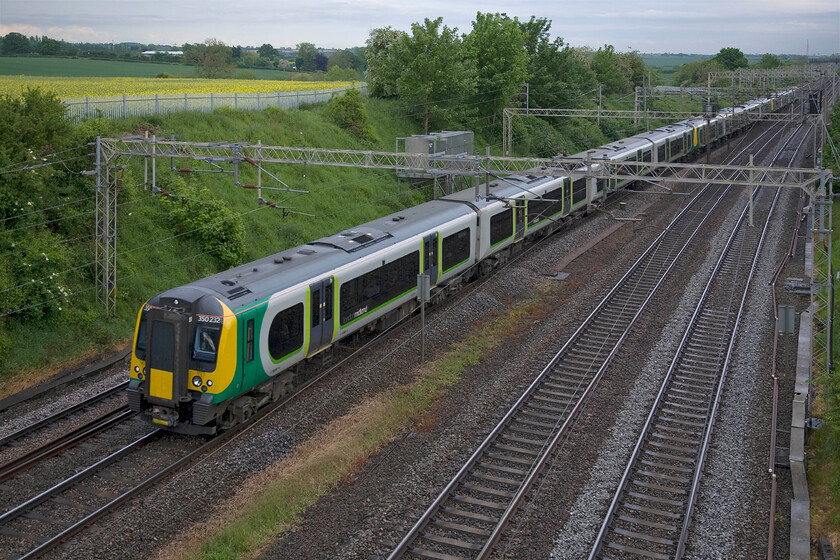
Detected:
left=510, top=415, right=556, bottom=431
left=420, top=532, right=483, bottom=552
left=620, top=501, right=683, bottom=519
left=617, top=513, right=677, bottom=532
left=432, top=518, right=492, bottom=537
left=661, top=399, right=710, bottom=414
left=650, top=431, right=700, bottom=446
left=506, top=423, right=553, bottom=439
left=635, top=468, right=691, bottom=485
left=664, top=392, right=707, bottom=406
left=462, top=482, right=515, bottom=499
left=501, top=433, right=547, bottom=447
left=627, top=490, right=685, bottom=507
left=442, top=505, right=499, bottom=524
left=605, top=540, right=671, bottom=560
left=470, top=469, right=522, bottom=488
left=613, top=526, right=675, bottom=547
left=477, top=459, right=528, bottom=477
left=653, top=421, right=701, bottom=437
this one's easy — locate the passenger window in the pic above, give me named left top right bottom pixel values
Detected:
left=442, top=228, right=470, bottom=272
left=490, top=209, right=513, bottom=246
left=324, top=284, right=333, bottom=321
left=268, top=303, right=304, bottom=361
left=311, top=287, right=321, bottom=327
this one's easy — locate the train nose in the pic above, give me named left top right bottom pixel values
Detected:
left=143, top=307, right=192, bottom=406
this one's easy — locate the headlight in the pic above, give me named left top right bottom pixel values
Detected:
left=192, top=376, right=202, bottom=387
left=206, top=380, right=213, bottom=387
left=134, top=366, right=140, bottom=373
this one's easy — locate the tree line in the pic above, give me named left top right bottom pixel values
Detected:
left=365, top=14, right=648, bottom=134
left=0, top=32, right=367, bottom=80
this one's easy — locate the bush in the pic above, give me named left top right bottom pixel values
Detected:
left=326, top=88, right=375, bottom=143
left=163, top=181, right=246, bottom=270
left=0, top=230, right=73, bottom=319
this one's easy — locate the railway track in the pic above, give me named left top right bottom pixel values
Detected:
left=587, top=124, right=810, bottom=560
left=0, top=383, right=130, bottom=480
left=387, top=121, right=795, bottom=560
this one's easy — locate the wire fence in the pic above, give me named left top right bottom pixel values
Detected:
left=63, top=84, right=367, bottom=122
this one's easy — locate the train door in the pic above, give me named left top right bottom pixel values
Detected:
left=143, top=307, right=190, bottom=408
left=307, top=278, right=334, bottom=356
left=423, top=233, right=439, bottom=285
left=514, top=201, right=526, bottom=240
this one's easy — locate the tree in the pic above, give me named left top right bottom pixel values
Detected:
left=518, top=17, right=595, bottom=111
left=37, top=37, right=62, bottom=56
left=295, top=42, right=318, bottom=71
left=714, top=47, right=749, bottom=70
left=392, top=18, right=476, bottom=132
left=755, top=53, right=782, bottom=69
left=365, top=27, right=406, bottom=97
left=327, top=88, right=375, bottom=141
left=672, top=58, right=722, bottom=86
left=591, top=45, right=631, bottom=94
left=328, top=49, right=355, bottom=69
left=315, top=53, right=328, bottom=72
left=615, top=50, right=649, bottom=88
left=2, top=32, right=31, bottom=55
left=464, top=12, right=529, bottom=126
left=185, top=38, right=235, bottom=78
left=258, top=43, right=276, bottom=59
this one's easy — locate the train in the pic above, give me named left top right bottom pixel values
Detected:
left=128, top=87, right=797, bottom=434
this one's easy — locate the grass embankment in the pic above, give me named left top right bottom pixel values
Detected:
left=808, top=96, right=840, bottom=551
left=155, top=289, right=550, bottom=560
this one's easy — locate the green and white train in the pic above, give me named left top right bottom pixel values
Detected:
left=128, top=88, right=795, bottom=434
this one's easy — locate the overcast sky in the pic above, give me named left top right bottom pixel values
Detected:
left=1, top=0, right=838, bottom=55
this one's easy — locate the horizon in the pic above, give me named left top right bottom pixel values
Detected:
left=1, top=0, right=838, bottom=56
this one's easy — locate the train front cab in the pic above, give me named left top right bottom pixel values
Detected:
left=128, top=289, right=237, bottom=435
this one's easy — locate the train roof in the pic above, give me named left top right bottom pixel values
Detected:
left=442, top=173, right=559, bottom=204
left=176, top=199, right=476, bottom=310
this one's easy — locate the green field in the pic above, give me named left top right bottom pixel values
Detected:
left=0, top=56, right=299, bottom=80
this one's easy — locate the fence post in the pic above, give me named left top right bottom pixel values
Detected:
left=235, top=92, right=238, bottom=109
left=86, top=97, right=90, bottom=119
left=123, top=94, right=126, bottom=119
left=155, top=94, right=159, bottom=113
left=296, top=90, right=300, bottom=108
left=277, top=91, right=281, bottom=108
left=185, top=92, right=188, bottom=111
left=257, top=92, right=260, bottom=110
left=210, top=92, right=213, bottom=111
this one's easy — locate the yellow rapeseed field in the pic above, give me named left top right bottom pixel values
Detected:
left=0, top=76, right=355, bottom=98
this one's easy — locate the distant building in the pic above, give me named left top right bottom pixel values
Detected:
left=142, top=50, right=183, bottom=57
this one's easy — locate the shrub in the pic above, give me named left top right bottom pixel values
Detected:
left=0, top=230, right=73, bottom=320
left=163, top=181, right=246, bottom=270
left=327, top=88, right=375, bottom=143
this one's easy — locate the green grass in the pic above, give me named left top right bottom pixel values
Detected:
left=808, top=94, right=840, bottom=551
left=0, top=56, right=301, bottom=80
